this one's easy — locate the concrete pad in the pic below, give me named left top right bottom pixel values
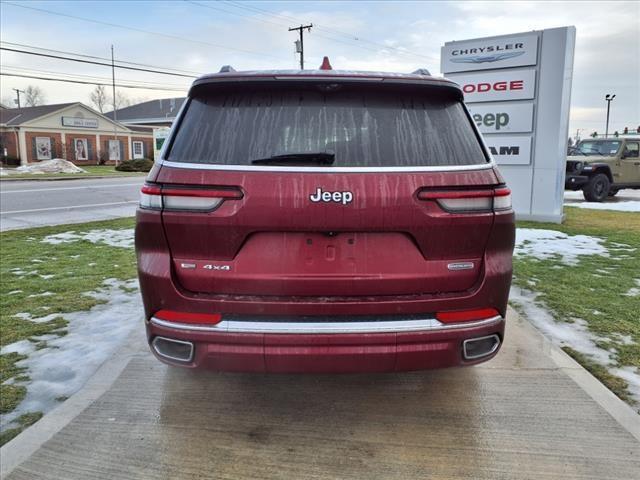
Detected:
left=2, top=310, right=639, bottom=480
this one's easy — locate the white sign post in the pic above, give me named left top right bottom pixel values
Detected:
left=442, top=27, right=576, bottom=222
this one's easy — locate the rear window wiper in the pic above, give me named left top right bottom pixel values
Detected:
left=250, top=152, right=335, bottom=166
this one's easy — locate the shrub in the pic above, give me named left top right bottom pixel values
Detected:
left=115, top=158, right=154, bottom=172
left=97, top=150, right=109, bottom=165
left=1, top=156, right=21, bottom=167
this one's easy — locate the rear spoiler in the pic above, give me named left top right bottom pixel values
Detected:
left=189, top=73, right=463, bottom=100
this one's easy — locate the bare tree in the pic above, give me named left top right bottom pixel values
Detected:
left=111, top=91, right=131, bottom=111
left=24, top=85, right=45, bottom=107
left=89, top=85, right=108, bottom=113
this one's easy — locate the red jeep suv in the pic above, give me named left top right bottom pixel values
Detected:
left=135, top=63, right=515, bottom=373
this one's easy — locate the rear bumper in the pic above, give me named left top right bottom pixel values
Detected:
left=565, top=174, right=589, bottom=190
left=146, top=315, right=505, bottom=373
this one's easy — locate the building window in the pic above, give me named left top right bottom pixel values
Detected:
left=108, top=140, right=121, bottom=161
left=35, top=137, right=52, bottom=160
left=132, top=141, right=144, bottom=159
left=74, top=138, right=88, bottom=161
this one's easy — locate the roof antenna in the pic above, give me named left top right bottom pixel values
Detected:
left=219, top=65, right=236, bottom=73
left=412, top=68, right=431, bottom=76
left=319, top=56, right=333, bottom=70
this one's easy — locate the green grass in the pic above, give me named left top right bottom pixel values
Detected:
left=0, top=217, right=137, bottom=443
left=0, top=165, right=146, bottom=180
left=514, top=207, right=640, bottom=407
left=0, top=412, right=43, bottom=446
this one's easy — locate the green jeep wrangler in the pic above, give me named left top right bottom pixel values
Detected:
left=565, top=137, right=640, bottom=201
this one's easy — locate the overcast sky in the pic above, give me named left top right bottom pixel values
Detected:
left=1, top=0, right=638, bottom=137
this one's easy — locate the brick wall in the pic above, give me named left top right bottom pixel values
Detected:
left=66, top=134, right=98, bottom=165
left=24, top=132, right=63, bottom=163
left=131, top=136, right=154, bottom=160
left=0, top=130, right=19, bottom=161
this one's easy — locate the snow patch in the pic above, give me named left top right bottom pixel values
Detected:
left=515, top=228, right=609, bottom=266
left=0, top=340, right=36, bottom=356
left=41, top=228, right=134, bottom=249
left=564, top=189, right=640, bottom=212
left=611, top=366, right=640, bottom=403
left=623, top=279, right=640, bottom=297
left=0, top=279, right=142, bottom=432
left=27, top=292, right=54, bottom=298
left=12, top=312, right=64, bottom=324
left=510, top=286, right=613, bottom=365
left=12, top=159, right=87, bottom=175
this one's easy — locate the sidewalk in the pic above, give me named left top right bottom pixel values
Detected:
left=2, top=309, right=638, bottom=479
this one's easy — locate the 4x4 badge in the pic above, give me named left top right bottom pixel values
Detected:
left=310, top=187, right=353, bottom=205
left=203, top=264, right=231, bottom=271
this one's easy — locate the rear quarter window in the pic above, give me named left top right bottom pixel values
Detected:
left=167, top=86, right=487, bottom=167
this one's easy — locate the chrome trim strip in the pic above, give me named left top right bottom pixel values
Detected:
left=462, top=334, right=501, bottom=360
left=151, top=336, right=194, bottom=362
left=447, top=262, right=475, bottom=271
left=157, top=160, right=495, bottom=173
left=150, top=315, right=503, bottom=334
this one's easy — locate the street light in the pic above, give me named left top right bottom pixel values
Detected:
left=605, top=94, right=616, bottom=138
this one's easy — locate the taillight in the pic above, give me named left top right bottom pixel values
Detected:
left=492, top=187, right=512, bottom=210
left=140, top=184, right=243, bottom=212
left=436, top=308, right=500, bottom=324
left=154, top=310, right=222, bottom=325
left=418, top=187, right=511, bottom=213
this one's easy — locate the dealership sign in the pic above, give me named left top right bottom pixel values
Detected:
left=442, top=27, right=576, bottom=222
left=483, top=136, right=532, bottom=165
left=61, top=116, right=98, bottom=129
left=441, top=33, right=539, bottom=73
left=447, top=69, right=536, bottom=103
left=468, top=102, right=534, bottom=134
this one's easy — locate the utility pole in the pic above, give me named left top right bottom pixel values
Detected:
left=289, top=24, right=312, bottom=69
left=604, top=93, right=615, bottom=139
left=12, top=88, right=25, bottom=108
left=111, top=45, right=119, bottom=166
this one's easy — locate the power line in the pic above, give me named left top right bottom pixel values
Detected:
left=1, top=47, right=197, bottom=79
left=2, top=1, right=288, bottom=61
left=187, top=0, right=395, bottom=60
left=0, top=41, right=204, bottom=76
left=184, top=0, right=287, bottom=29
left=0, top=73, right=187, bottom=92
left=222, top=0, right=439, bottom=62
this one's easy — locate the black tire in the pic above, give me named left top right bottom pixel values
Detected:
left=583, top=173, right=610, bottom=202
left=608, top=188, right=619, bottom=197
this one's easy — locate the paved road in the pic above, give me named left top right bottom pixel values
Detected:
left=0, top=177, right=145, bottom=231
left=2, top=309, right=638, bottom=479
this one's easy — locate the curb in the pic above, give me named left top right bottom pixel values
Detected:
left=510, top=308, right=640, bottom=441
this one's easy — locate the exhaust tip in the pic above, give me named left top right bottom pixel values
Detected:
left=151, top=336, right=194, bottom=363
left=463, top=334, right=500, bottom=360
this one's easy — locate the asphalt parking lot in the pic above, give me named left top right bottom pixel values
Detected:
left=2, top=309, right=638, bottom=480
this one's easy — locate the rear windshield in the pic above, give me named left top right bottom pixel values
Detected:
left=167, top=86, right=487, bottom=167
